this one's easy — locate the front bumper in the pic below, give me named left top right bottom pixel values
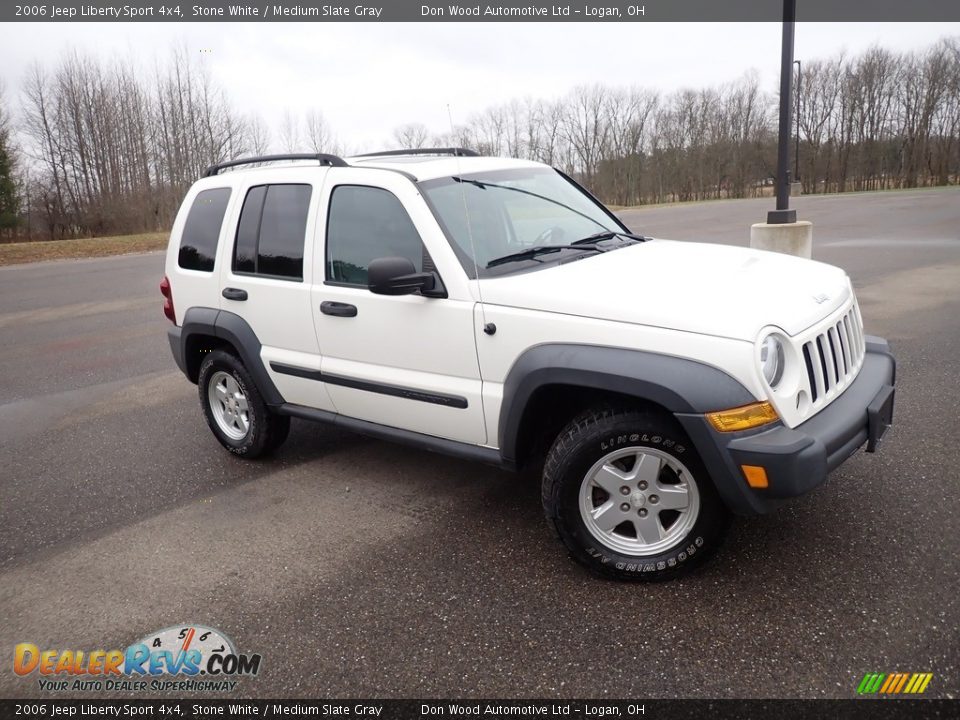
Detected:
left=677, top=336, right=896, bottom=515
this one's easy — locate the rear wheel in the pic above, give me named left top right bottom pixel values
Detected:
left=542, top=406, right=729, bottom=581
left=198, top=350, right=290, bottom=458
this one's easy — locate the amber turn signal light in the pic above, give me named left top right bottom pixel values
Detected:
left=741, top=465, right=769, bottom=488
left=706, top=401, right=779, bottom=432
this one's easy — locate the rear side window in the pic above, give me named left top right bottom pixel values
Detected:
left=326, top=185, right=424, bottom=285
left=233, top=184, right=311, bottom=281
left=178, top=188, right=231, bottom=272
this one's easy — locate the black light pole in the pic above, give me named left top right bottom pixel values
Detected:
left=794, top=59, right=801, bottom=183
left=768, top=0, right=797, bottom=224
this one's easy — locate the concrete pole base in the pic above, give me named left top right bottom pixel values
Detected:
left=750, top=220, right=813, bottom=258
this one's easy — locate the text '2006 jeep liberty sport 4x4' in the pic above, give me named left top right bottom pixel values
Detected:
left=162, top=148, right=896, bottom=581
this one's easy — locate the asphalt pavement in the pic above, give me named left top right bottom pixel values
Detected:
left=1, top=187, right=958, bottom=699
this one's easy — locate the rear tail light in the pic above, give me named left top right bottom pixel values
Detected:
left=160, top=275, right=176, bottom=324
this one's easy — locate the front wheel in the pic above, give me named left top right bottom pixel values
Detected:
left=542, top=406, right=729, bottom=581
left=198, top=349, right=290, bottom=459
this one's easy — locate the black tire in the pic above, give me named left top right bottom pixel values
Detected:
left=542, top=406, right=729, bottom=581
left=198, top=349, right=290, bottom=459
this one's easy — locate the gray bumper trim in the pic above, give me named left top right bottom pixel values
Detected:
left=678, top=337, right=896, bottom=515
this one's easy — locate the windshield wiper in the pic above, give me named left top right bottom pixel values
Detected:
left=571, top=230, right=648, bottom=245
left=485, top=244, right=605, bottom=269
left=485, top=231, right=649, bottom=268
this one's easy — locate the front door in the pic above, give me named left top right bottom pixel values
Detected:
left=310, top=170, right=486, bottom=445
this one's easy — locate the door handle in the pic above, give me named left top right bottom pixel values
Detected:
left=320, top=301, right=357, bottom=317
left=222, top=287, right=248, bottom=301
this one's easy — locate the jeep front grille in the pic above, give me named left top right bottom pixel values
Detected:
left=800, top=304, right=865, bottom=407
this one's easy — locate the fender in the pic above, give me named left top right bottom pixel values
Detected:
left=497, top=343, right=757, bottom=464
left=175, top=307, right=285, bottom=407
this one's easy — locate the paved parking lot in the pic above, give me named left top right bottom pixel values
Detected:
left=1, top=187, right=958, bottom=699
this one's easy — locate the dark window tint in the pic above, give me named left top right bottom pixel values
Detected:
left=233, top=186, right=266, bottom=274
left=232, top=184, right=311, bottom=280
left=178, top=188, right=231, bottom=272
left=258, top=185, right=311, bottom=279
left=326, top=186, right=423, bottom=285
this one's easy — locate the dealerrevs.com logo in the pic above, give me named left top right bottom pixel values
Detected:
left=14, top=624, right=261, bottom=693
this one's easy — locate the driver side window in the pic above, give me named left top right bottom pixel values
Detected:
left=326, top=185, right=425, bottom=285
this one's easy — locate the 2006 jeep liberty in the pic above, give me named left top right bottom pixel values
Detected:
left=162, top=148, right=896, bottom=581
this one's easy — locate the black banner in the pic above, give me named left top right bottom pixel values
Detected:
left=3, top=0, right=960, bottom=23
left=1, top=699, right=958, bottom=720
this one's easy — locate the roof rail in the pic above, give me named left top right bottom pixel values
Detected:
left=353, top=147, right=480, bottom=159
left=204, top=153, right=348, bottom=177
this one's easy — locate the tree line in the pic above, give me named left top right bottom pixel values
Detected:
left=0, top=36, right=956, bottom=241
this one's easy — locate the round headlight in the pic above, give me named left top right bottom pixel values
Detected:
left=760, top=335, right=785, bottom=387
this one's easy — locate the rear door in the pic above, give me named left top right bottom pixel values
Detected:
left=309, top=169, right=486, bottom=444
left=217, top=170, right=336, bottom=412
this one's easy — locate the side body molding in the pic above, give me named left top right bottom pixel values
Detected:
left=497, top=344, right=757, bottom=464
left=177, top=307, right=285, bottom=407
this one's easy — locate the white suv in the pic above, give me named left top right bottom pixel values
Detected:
left=162, top=149, right=896, bottom=581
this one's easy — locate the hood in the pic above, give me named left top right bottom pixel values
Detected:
left=477, top=240, right=851, bottom=341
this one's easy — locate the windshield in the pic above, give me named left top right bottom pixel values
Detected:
left=420, top=168, right=628, bottom=278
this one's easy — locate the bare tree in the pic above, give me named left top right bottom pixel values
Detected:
left=245, top=114, right=271, bottom=156
left=561, top=84, right=611, bottom=185
left=929, top=38, right=960, bottom=186
left=152, top=49, right=246, bottom=227
left=278, top=110, right=301, bottom=152
left=10, top=36, right=958, bottom=239
left=392, top=122, right=429, bottom=149
left=304, top=110, right=335, bottom=153
left=20, top=47, right=247, bottom=237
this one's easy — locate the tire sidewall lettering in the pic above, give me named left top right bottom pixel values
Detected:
left=600, top=434, right=684, bottom=454
left=606, top=536, right=704, bottom=573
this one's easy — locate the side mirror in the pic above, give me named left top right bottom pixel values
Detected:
left=367, top=257, right=446, bottom=298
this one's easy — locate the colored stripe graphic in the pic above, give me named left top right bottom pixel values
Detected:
left=856, top=674, right=875, bottom=694
left=879, top=674, right=896, bottom=693
left=857, top=672, right=932, bottom=695
left=857, top=673, right=885, bottom=694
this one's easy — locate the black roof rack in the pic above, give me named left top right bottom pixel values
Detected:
left=353, top=147, right=480, bottom=159
left=204, top=153, right=348, bottom=177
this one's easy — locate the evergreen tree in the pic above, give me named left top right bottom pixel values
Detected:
left=0, top=89, right=19, bottom=234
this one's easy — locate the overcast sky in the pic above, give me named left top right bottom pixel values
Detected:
left=2, top=21, right=958, bottom=152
